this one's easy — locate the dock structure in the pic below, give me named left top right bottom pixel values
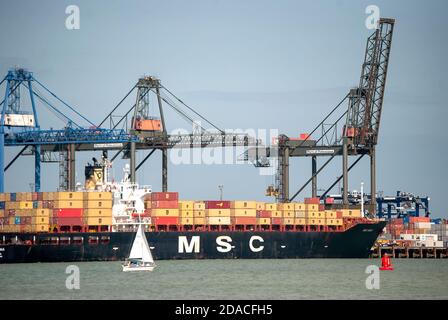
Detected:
left=371, top=246, right=448, bottom=259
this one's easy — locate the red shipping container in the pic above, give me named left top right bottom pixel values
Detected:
left=205, top=201, right=231, bottom=209
left=325, top=197, right=334, bottom=204
left=151, top=192, right=179, bottom=201
left=318, top=204, right=325, bottom=211
left=37, top=193, right=44, bottom=201
left=52, top=217, right=84, bottom=226
left=256, top=210, right=271, bottom=218
left=299, top=133, right=310, bottom=140
left=304, top=197, right=320, bottom=205
left=151, top=200, right=178, bottom=209
left=31, top=192, right=39, bottom=201
left=8, top=209, right=16, bottom=216
left=53, top=208, right=83, bottom=218
left=272, top=217, right=282, bottom=225
left=153, top=217, right=179, bottom=225
left=232, top=217, right=257, bottom=225
left=336, top=211, right=343, bottom=218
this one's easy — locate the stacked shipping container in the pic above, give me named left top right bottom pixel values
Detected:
left=0, top=191, right=113, bottom=233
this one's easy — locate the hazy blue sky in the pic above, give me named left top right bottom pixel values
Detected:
left=0, top=0, right=447, bottom=217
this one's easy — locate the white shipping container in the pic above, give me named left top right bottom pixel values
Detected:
left=0, top=113, right=35, bottom=127
left=414, top=222, right=432, bottom=229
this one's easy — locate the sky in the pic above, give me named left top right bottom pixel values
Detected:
left=0, top=0, right=447, bottom=217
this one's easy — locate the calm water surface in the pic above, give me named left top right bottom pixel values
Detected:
left=0, top=259, right=447, bottom=299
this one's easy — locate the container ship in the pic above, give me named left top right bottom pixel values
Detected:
left=0, top=158, right=386, bottom=263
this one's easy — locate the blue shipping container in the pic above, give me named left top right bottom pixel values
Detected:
left=33, top=201, right=39, bottom=209
left=10, top=193, right=16, bottom=202
left=15, top=217, right=21, bottom=225
left=0, top=201, right=4, bottom=209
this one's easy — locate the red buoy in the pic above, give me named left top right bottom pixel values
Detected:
left=380, top=253, right=394, bottom=271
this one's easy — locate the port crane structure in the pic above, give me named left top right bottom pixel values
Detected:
left=0, top=70, right=260, bottom=193
left=246, top=18, right=395, bottom=215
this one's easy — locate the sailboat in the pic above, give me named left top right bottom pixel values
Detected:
left=122, top=224, right=156, bottom=272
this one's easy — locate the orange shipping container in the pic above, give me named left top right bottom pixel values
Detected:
left=232, top=217, right=257, bottom=225
left=295, top=218, right=307, bottom=225
left=180, top=210, right=193, bottom=217
left=271, top=210, right=282, bottom=218
left=278, top=203, right=294, bottom=211
left=282, top=218, right=294, bottom=225
left=194, top=217, right=206, bottom=225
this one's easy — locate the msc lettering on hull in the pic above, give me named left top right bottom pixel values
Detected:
left=177, top=235, right=264, bottom=253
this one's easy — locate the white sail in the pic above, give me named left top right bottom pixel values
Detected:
left=128, top=224, right=154, bottom=263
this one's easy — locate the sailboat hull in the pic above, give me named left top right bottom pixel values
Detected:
left=122, top=265, right=156, bottom=272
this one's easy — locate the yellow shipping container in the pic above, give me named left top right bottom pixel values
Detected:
left=181, top=210, right=194, bottom=218
left=207, top=216, right=231, bottom=225
left=16, top=209, right=34, bottom=217
left=0, top=193, right=5, bottom=201
left=256, top=202, right=265, bottom=210
left=84, top=209, right=112, bottom=217
left=326, top=218, right=343, bottom=226
left=229, top=209, right=257, bottom=217
left=307, top=211, right=325, bottom=219
left=325, top=210, right=337, bottom=219
left=34, top=209, right=51, bottom=217
left=278, top=203, right=294, bottom=211
left=305, top=204, right=319, bottom=211
left=55, top=192, right=83, bottom=201
left=193, top=210, right=206, bottom=218
left=179, top=201, right=195, bottom=210
left=32, top=224, right=50, bottom=232
left=2, top=193, right=10, bottom=201
left=42, top=192, right=55, bottom=201
left=308, top=218, right=325, bottom=225
left=283, top=218, right=294, bottom=225
left=83, top=192, right=112, bottom=201
left=194, top=217, right=206, bottom=225
left=151, top=209, right=179, bottom=217
left=83, top=200, right=113, bottom=209
left=257, top=218, right=271, bottom=225
left=271, top=210, right=282, bottom=218
left=5, top=202, right=18, bottom=210
left=32, top=216, right=50, bottom=224
left=54, top=200, right=83, bottom=208
left=294, top=203, right=306, bottom=211
left=193, top=202, right=205, bottom=210
left=265, top=203, right=277, bottom=211
left=341, top=209, right=362, bottom=218
left=207, top=209, right=231, bottom=217
left=282, top=211, right=295, bottom=218
left=295, top=211, right=306, bottom=218
left=84, top=216, right=113, bottom=226
left=230, top=201, right=257, bottom=209
left=0, top=209, right=4, bottom=217
left=18, top=201, right=33, bottom=209
left=180, top=217, right=194, bottom=225
left=9, top=217, right=15, bottom=225
left=295, top=218, right=307, bottom=225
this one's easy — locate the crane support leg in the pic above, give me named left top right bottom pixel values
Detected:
left=0, top=132, right=4, bottom=192
left=68, top=144, right=76, bottom=191
left=370, top=148, right=376, bottom=215
left=311, top=156, right=317, bottom=198
left=34, top=145, right=41, bottom=192
left=130, top=142, right=136, bottom=183
left=162, top=148, right=168, bottom=192
left=342, top=138, right=348, bottom=206
left=281, top=148, right=289, bottom=202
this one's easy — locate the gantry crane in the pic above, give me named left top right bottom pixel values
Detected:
left=0, top=69, right=260, bottom=192
left=246, top=18, right=395, bottom=215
